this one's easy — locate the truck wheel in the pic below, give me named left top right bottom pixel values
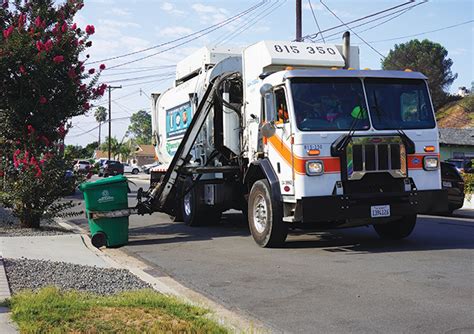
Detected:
left=169, top=198, right=184, bottom=222
left=182, top=182, right=206, bottom=226
left=248, top=179, right=288, bottom=248
left=181, top=182, right=221, bottom=226
left=240, top=196, right=249, bottom=224
left=373, top=214, right=417, bottom=240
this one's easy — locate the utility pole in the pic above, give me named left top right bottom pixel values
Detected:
left=107, top=85, right=122, bottom=160
left=296, top=0, right=302, bottom=41
left=98, top=122, right=101, bottom=147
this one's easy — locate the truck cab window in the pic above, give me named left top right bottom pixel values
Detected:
left=275, top=88, right=289, bottom=123
left=365, top=78, right=435, bottom=130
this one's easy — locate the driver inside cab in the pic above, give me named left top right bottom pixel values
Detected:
left=277, top=103, right=289, bottom=124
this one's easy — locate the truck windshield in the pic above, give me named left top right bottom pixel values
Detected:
left=364, top=78, right=435, bottom=130
left=291, top=78, right=370, bottom=131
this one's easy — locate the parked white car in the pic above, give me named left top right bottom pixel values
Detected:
left=123, top=163, right=141, bottom=174
left=73, top=160, right=91, bottom=173
left=142, top=161, right=161, bottom=174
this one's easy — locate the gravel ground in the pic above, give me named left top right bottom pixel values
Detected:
left=0, top=207, right=72, bottom=237
left=4, top=258, right=152, bottom=295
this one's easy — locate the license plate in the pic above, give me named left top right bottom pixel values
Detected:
left=442, top=181, right=452, bottom=188
left=371, top=205, right=391, bottom=218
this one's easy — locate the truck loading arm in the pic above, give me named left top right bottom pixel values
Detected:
left=136, top=73, right=236, bottom=215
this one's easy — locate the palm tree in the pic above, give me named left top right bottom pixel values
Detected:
left=94, top=106, right=107, bottom=147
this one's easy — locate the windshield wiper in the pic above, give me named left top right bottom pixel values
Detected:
left=331, top=105, right=364, bottom=156
left=372, top=91, right=382, bottom=121
left=396, top=128, right=415, bottom=154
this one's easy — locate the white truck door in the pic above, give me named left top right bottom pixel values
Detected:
left=264, top=87, right=295, bottom=196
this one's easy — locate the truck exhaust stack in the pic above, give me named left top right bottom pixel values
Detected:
left=342, top=31, right=350, bottom=69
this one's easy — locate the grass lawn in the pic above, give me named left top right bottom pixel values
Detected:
left=7, top=287, right=228, bottom=333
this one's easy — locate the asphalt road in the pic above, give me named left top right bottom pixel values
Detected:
left=71, top=175, right=474, bottom=333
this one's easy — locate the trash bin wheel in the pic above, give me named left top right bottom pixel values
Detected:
left=91, top=232, right=107, bottom=248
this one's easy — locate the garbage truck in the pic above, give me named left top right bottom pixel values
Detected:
left=137, top=33, right=447, bottom=247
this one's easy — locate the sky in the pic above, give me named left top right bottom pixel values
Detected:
left=65, top=0, right=474, bottom=146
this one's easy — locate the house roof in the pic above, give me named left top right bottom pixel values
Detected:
left=93, top=150, right=109, bottom=159
left=439, top=128, right=474, bottom=146
left=134, top=144, right=156, bottom=156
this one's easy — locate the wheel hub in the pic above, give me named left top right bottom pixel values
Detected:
left=184, top=192, right=192, bottom=216
left=253, top=194, right=268, bottom=233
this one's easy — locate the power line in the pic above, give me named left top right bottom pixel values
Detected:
left=319, top=0, right=388, bottom=61
left=106, top=2, right=274, bottom=70
left=120, top=76, right=175, bottom=88
left=106, top=65, right=175, bottom=71
left=68, top=117, right=131, bottom=138
left=106, top=16, right=250, bottom=70
left=100, top=65, right=175, bottom=77
left=104, top=72, right=175, bottom=84
left=73, top=125, right=98, bottom=140
left=302, top=0, right=414, bottom=40
left=212, top=0, right=272, bottom=46
left=213, top=0, right=280, bottom=46
left=363, top=19, right=474, bottom=44
left=307, top=0, right=325, bottom=43
left=113, top=101, right=134, bottom=116
left=318, top=1, right=426, bottom=43
left=215, top=0, right=287, bottom=46
left=89, top=1, right=267, bottom=66
left=92, top=90, right=142, bottom=107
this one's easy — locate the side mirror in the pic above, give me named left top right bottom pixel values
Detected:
left=260, top=83, right=273, bottom=97
left=261, top=122, right=276, bottom=138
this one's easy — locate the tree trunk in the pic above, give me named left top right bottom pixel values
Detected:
left=20, top=213, right=41, bottom=229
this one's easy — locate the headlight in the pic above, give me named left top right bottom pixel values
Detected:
left=423, top=156, right=439, bottom=171
left=306, top=160, right=324, bottom=175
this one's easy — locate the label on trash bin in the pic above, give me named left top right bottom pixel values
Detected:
left=98, top=190, right=115, bottom=203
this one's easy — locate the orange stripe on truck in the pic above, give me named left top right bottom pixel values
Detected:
left=407, top=153, right=440, bottom=170
left=267, top=135, right=340, bottom=174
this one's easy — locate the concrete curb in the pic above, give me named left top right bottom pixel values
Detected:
left=56, top=218, right=273, bottom=333
left=0, top=255, right=18, bottom=334
left=0, top=255, right=11, bottom=303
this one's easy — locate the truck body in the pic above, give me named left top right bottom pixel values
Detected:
left=144, top=36, right=447, bottom=247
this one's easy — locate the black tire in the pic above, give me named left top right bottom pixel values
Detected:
left=241, top=196, right=249, bottom=225
left=373, top=214, right=417, bottom=240
left=248, top=179, right=288, bottom=248
left=91, top=232, right=107, bottom=248
left=169, top=197, right=184, bottom=223
left=132, top=168, right=139, bottom=175
left=181, top=180, right=221, bottom=226
left=104, top=173, right=109, bottom=178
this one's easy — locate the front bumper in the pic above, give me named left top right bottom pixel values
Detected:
left=294, top=190, right=448, bottom=223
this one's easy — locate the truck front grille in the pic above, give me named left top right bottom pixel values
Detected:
left=347, top=136, right=406, bottom=180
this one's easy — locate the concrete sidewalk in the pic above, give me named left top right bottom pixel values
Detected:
left=0, top=235, right=111, bottom=268
left=0, top=234, right=115, bottom=334
left=0, top=224, right=267, bottom=333
left=0, top=307, right=17, bottom=334
left=0, top=257, right=16, bottom=333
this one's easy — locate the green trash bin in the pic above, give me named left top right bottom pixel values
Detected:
left=79, top=175, right=129, bottom=248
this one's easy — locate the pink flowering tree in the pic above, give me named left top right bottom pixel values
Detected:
left=0, top=0, right=107, bottom=227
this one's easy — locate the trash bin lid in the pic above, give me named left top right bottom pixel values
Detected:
left=79, top=175, right=128, bottom=191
